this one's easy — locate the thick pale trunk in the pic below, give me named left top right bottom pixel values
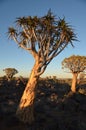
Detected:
left=16, top=63, right=39, bottom=124
left=71, top=73, right=78, bottom=93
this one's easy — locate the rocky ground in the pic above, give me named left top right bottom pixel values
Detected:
left=0, top=77, right=86, bottom=130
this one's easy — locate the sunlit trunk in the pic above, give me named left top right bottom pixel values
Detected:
left=16, top=62, right=39, bottom=124
left=71, top=73, right=78, bottom=93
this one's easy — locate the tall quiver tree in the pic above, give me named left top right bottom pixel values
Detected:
left=62, top=55, right=86, bottom=92
left=8, top=10, right=76, bottom=124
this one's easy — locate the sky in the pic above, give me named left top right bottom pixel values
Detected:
left=0, top=0, right=86, bottom=78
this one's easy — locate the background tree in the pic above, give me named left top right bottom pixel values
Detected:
left=78, top=72, right=86, bottom=84
left=62, top=55, right=86, bottom=92
left=8, top=10, right=76, bottom=124
left=3, top=68, right=18, bottom=81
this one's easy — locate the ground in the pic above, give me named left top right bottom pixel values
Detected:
left=0, top=77, right=86, bottom=130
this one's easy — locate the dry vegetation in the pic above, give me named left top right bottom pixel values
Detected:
left=0, top=76, right=86, bottom=130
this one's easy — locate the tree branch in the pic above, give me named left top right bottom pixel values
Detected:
left=36, top=65, right=47, bottom=76
left=12, top=36, right=31, bottom=51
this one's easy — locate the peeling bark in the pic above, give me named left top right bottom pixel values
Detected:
left=16, top=62, right=39, bottom=124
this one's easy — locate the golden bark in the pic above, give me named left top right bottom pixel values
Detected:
left=71, top=73, right=78, bottom=93
left=16, top=62, right=39, bottom=124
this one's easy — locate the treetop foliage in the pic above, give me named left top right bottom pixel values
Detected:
left=8, top=10, right=76, bottom=58
left=62, top=55, right=86, bottom=73
left=3, top=68, right=18, bottom=73
left=7, top=10, right=77, bottom=76
left=3, top=68, right=18, bottom=79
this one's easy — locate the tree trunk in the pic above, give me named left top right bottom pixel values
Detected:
left=71, top=73, right=78, bottom=93
left=16, top=62, right=39, bottom=124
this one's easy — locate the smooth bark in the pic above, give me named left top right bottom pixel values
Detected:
left=71, top=73, right=78, bottom=92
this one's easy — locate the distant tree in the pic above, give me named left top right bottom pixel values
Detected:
left=78, top=72, right=86, bottom=84
left=8, top=10, right=76, bottom=124
left=52, top=76, right=57, bottom=83
left=62, top=55, right=86, bottom=92
left=3, top=68, right=18, bottom=81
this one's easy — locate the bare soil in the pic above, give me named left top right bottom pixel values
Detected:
left=0, top=77, right=86, bottom=130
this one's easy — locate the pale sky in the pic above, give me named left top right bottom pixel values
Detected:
left=0, top=0, right=86, bottom=78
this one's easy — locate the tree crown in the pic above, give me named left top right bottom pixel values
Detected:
left=3, top=68, right=18, bottom=78
left=62, top=55, right=86, bottom=73
left=7, top=10, right=77, bottom=76
left=8, top=10, right=76, bottom=59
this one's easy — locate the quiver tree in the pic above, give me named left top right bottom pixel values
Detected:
left=3, top=68, right=18, bottom=81
left=62, top=55, right=86, bottom=92
left=78, top=72, right=86, bottom=84
left=8, top=10, right=76, bottom=124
